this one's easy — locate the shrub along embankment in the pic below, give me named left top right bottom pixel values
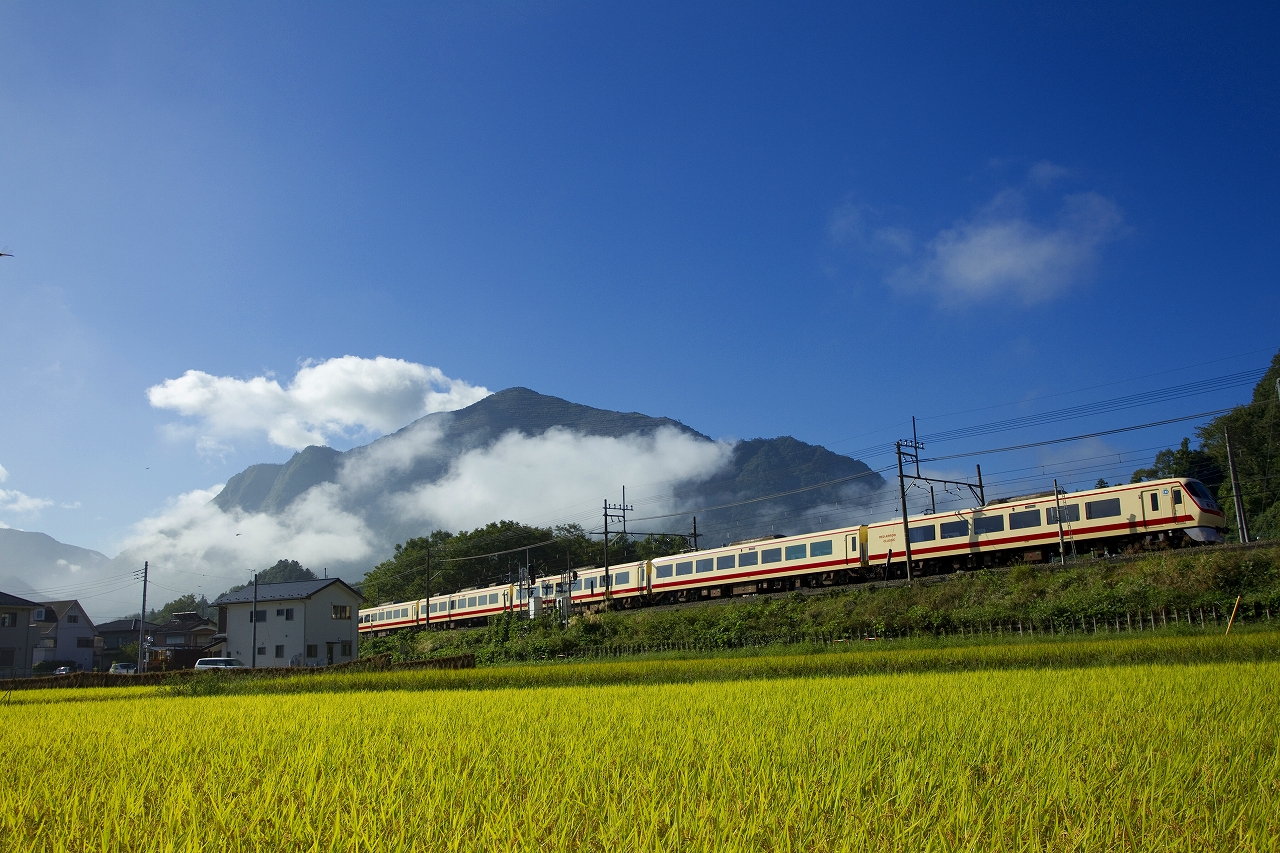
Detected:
left=361, top=544, right=1280, bottom=664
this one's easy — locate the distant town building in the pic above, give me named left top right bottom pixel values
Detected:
left=96, top=618, right=160, bottom=668
left=0, top=590, right=40, bottom=678
left=213, top=579, right=362, bottom=667
left=31, top=600, right=101, bottom=672
left=147, top=612, right=219, bottom=670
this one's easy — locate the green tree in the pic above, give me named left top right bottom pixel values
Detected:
left=1130, top=437, right=1224, bottom=488
left=148, top=593, right=213, bottom=624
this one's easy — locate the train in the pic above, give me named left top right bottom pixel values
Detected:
left=358, top=477, right=1226, bottom=635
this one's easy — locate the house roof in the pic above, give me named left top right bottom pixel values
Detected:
left=213, top=578, right=362, bottom=606
left=153, top=612, right=217, bottom=633
left=97, top=618, right=160, bottom=634
left=0, top=590, right=40, bottom=608
left=35, top=600, right=96, bottom=632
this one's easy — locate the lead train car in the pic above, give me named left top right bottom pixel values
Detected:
left=359, top=477, right=1225, bottom=635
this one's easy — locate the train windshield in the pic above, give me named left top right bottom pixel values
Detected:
left=1185, top=480, right=1220, bottom=510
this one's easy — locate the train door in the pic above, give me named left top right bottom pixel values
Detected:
left=846, top=526, right=869, bottom=569
left=1140, top=486, right=1172, bottom=528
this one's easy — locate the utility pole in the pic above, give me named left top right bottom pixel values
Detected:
left=135, top=561, right=149, bottom=672
left=1225, top=427, right=1250, bottom=543
left=896, top=441, right=914, bottom=583
left=691, top=516, right=699, bottom=551
left=1053, top=480, right=1067, bottom=566
left=251, top=572, right=259, bottom=669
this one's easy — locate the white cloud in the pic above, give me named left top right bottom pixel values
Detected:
left=903, top=190, right=1123, bottom=302
left=0, top=462, right=7, bottom=482
left=114, top=483, right=379, bottom=591
left=148, top=356, right=490, bottom=451
left=836, top=163, right=1124, bottom=304
left=61, top=502, right=82, bottom=510
left=391, top=426, right=735, bottom=531
left=0, top=489, right=53, bottom=514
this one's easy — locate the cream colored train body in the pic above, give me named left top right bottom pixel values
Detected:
left=359, top=477, right=1226, bottom=635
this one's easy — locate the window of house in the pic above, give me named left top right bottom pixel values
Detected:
left=717, top=555, right=736, bottom=570
left=0, top=649, right=14, bottom=667
left=66, top=614, right=78, bottom=624
left=785, top=544, right=806, bottom=561
left=276, top=609, right=285, bottom=617
left=810, top=541, right=833, bottom=558
left=165, top=636, right=183, bottom=645
left=1085, top=498, right=1122, bottom=520
left=1009, top=509, right=1041, bottom=530
left=974, top=515, right=1005, bottom=535
left=331, top=605, right=352, bottom=620
left=306, top=644, right=318, bottom=658
left=696, top=558, right=713, bottom=573
left=675, top=561, right=693, bottom=576
left=1046, top=504, right=1080, bottom=525
left=285, top=608, right=294, bottom=621
left=761, top=548, right=782, bottom=564
left=274, top=645, right=284, bottom=658
left=738, top=551, right=759, bottom=567
left=341, top=642, right=352, bottom=657
left=656, top=564, right=673, bottom=578
left=256, top=646, right=266, bottom=657
left=908, top=525, right=936, bottom=543
left=0, top=613, right=16, bottom=628
left=77, top=637, right=94, bottom=648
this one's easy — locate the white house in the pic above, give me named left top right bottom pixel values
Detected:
left=31, top=600, right=101, bottom=672
left=0, top=590, right=40, bottom=678
left=213, top=579, right=362, bottom=668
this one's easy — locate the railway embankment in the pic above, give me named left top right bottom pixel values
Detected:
left=363, top=543, right=1280, bottom=664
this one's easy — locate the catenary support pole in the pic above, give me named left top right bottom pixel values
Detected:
left=1225, top=427, right=1250, bottom=543
left=1054, top=480, right=1067, bottom=566
left=897, top=442, right=913, bottom=582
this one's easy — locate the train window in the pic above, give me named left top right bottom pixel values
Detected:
left=908, top=525, right=935, bottom=543
left=1085, top=498, right=1122, bottom=520
left=1009, top=509, right=1041, bottom=530
left=615, top=572, right=629, bottom=585
left=785, top=544, right=806, bottom=560
left=738, top=551, right=759, bottom=567
left=571, top=579, right=582, bottom=591
left=810, top=540, right=833, bottom=557
left=717, top=555, right=736, bottom=570
left=974, top=515, right=1005, bottom=535
left=940, top=519, right=969, bottom=539
left=467, top=596, right=477, bottom=607
left=675, top=561, right=693, bottom=576
left=1173, top=489, right=1182, bottom=505
left=1149, top=493, right=1159, bottom=511
left=762, top=548, right=782, bottom=564
left=656, top=564, right=673, bottom=578
left=696, top=558, right=714, bottom=573
left=1046, top=504, right=1079, bottom=524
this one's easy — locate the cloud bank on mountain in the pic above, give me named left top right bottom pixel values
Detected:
left=148, top=356, right=490, bottom=451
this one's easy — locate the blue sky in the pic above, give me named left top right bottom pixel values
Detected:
left=2, top=2, right=1278, bottom=561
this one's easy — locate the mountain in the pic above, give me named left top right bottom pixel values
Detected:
left=214, top=387, right=884, bottom=544
left=0, top=528, right=113, bottom=601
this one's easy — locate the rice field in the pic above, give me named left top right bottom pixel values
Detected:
left=2, top=642, right=1278, bottom=851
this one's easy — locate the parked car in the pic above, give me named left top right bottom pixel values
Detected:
left=53, top=666, right=74, bottom=675
left=109, top=662, right=137, bottom=674
left=193, top=658, right=245, bottom=671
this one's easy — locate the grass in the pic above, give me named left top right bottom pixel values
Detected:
left=2, top=656, right=1277, bottom=851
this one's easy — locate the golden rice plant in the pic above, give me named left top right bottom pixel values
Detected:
left=2, top=658, right=1277, bottom=852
